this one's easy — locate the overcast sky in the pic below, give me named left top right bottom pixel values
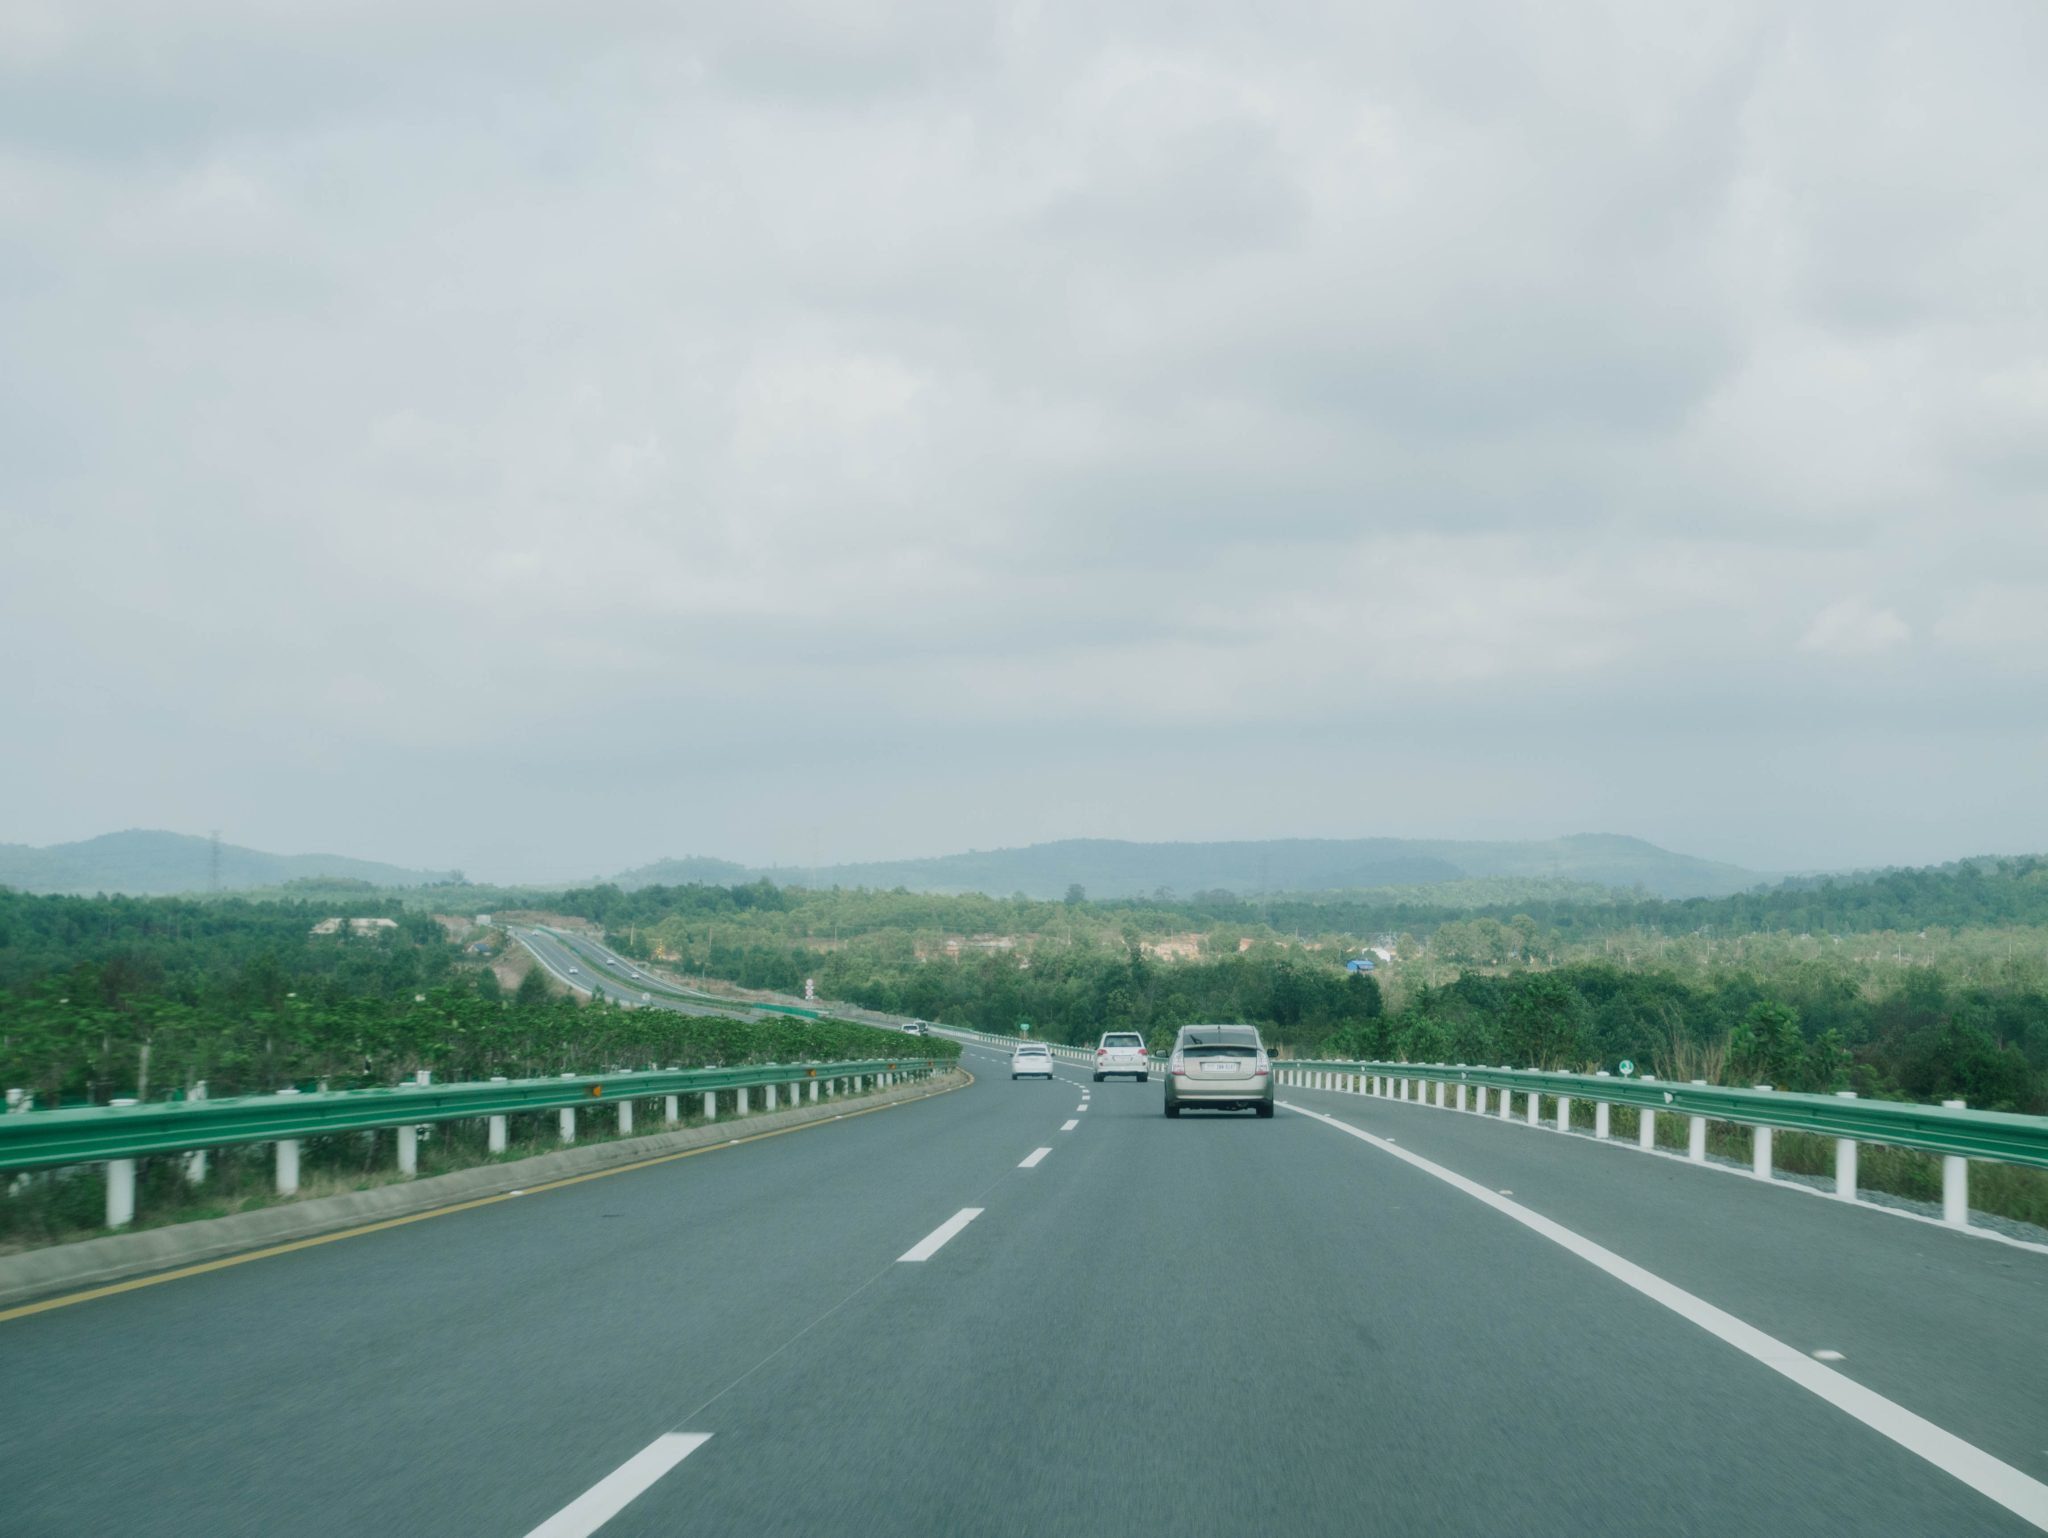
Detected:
left=4, top=1, right=2044, bottom=883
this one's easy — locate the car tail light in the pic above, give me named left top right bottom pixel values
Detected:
left=1170, top=1051, right=1185, bottom=1077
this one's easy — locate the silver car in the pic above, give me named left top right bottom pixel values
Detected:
left=1164, top=1025, right=1274, bottom=1118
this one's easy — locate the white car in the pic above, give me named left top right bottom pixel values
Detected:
left=1011, top=1043, right=1055, bottom=1080
left=1094, top=1031, right=1150, bottom=1082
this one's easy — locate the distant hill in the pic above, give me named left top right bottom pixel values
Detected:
left=0, top=831, right=456, bottom=896
left=612, top=856, right=757, bottom=887
left=615, top=835, right=1765, bottom=901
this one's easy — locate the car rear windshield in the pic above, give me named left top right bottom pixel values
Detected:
left=1180, top=1028, right=1261, bottom=1053
left=1101, top=1034, right=1144, bottom=1048
left=1016, top=1045, right=1048, bottom=1054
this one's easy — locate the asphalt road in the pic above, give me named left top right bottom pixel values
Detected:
left=3, top=1041, right=2044, bottom=1536
left=509, top=926, right=750, bottom=1019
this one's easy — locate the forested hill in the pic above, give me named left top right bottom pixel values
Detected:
left=615, top=834, right=1763, bottom=901
left=0, top=831, right=456, bottom=895
left=1191, top=854, right=2048, bottom=942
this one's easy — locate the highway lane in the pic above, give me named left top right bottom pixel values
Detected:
left=1275, top=1075, right=2048, bottom=1482
left=0, top=1055, right=1076, bottom=1537
left=2, top=1040, right=2042, bottom=1535
left=508, top=926, right=759, bottom=1020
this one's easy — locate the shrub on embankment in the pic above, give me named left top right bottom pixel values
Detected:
left=0, top=884, right=954, bottom=1105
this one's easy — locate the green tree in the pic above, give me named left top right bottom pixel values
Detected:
left=1729, top=1001, right=1806, bottom=1087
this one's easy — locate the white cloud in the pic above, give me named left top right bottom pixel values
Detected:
left=2, top=1, right=2046, bottom=873
left=1797, top=599, right=1911, bottom=658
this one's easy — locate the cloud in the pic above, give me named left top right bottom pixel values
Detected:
left=1797, top=599, right=1911, bottom=658
left=2, top=1, right=2046, bottom=875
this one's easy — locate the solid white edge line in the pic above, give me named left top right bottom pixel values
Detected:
left=1061, top=1119, right=1079, bottom=1131
left=1020, top=1147, right=1052, bottom=1168
left=522, top=1432, right=712, bottom=1538
left=1290, top=1079, right=2048, bottom=1259
left=1282, top=1100, right=2048, bottom=1531
left=898, top=1207, right=984, bottom=1262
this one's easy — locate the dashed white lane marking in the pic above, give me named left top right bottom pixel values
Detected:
left=898, top=1208, right=984, bottom=1262
left=1076, top=1104, right=1088, bottom=1113
left=523, top=1432, right=711, bottom=1538
left=1814, top=1349, right=1847, bottom=1361
left=1019, top=1147, right=1052, bottom=1168
left=1284, top=1101, right=2048, bottom=1532
left=1061, top=1119, right=1079, bottom=1132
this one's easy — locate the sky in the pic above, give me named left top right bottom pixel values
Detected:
left=3, top=1, right=2045, bottom=884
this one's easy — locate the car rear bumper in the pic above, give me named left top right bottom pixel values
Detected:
left=1166, top=1078, right=1273, bottom=1109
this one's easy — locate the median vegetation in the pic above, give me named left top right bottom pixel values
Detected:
left=0, top=890, right=952, bottom=1106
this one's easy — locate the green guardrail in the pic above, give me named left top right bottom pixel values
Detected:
left=1279, top=1060, right=2048, bottom=1171
left=0, top=1058, right=940, bottom=1173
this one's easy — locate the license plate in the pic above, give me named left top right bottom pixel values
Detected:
left=1204, top=1061, right=1237, bottom=1073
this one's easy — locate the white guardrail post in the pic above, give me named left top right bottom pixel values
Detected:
left=1835, top=1091, right=1859, bottom=1199
left=1556, top=1091, right=1571, bottom=1133
left=703, top=1090, right=717, bottom=1121
left=1638, top=1076, right=1657, bottom=1150
left=1688, top=1081, right=1708, bottom=1162
left=1594, top=1072, right=1610, bottom=1138
left=105, top=1098, right=139, bottom=1228
left=489, top=1076, right=509, bottom=1153
left=1942, top=1099, right=1968, bottom=1225
left=1752, top=1086, right=1774, bottom=1177
left=1526, top=1088, right=1540, bottom=1127
left=184, top=1081, right=209, bottom=1183
left=275, top=1087, right=302, bottom=1194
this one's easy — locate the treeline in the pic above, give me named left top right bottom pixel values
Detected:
left=0, top=970, right=947, bottom=1105
left=1316, top=961, right=2044, bottom=1112
left=0, top=890, right=455, bottom=1008
left=509, top=854, right=2048, bottom=956
left=690, top=939, right=1387, bottom=1057
left=0, top=891, right=944, bottom=1103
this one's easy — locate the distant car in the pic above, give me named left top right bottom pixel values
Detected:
left=1165, top=1025, right=1273, bottom=1118
left=904, top=1020, right=927, bottom=1036
left=1094, top=1032, right=1149, bottom=1082
left=567, top=967, right=580, bottom=974
left=1011, top=1043, right=1054, bottom=1080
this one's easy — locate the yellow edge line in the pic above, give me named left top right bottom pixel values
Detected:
left=0, top=1066, right=970, bottom=1324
